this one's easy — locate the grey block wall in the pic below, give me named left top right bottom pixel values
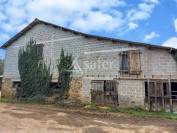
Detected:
left=118, top=80, right=145, bottom=107
left=4, top=23, right=130, bottom=80
left=3, top=23, right=177, bottom=106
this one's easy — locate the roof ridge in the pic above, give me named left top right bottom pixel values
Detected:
left=1, top=19, right=176, bottom=51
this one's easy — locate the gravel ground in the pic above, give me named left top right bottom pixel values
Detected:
left=0, top=103, right=177, bottom=133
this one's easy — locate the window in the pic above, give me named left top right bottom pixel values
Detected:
left=37, top=44, right=44, bottom=60
left=120, top=51, right=129, bottom=73
left=120, top=50, right=141, bottom=74
left=129, top=50, right=141, bottom=74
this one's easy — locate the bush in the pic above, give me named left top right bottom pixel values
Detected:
left=57, top=48, right=73, bottom=99
left=18, top=39, right=52, bottom=98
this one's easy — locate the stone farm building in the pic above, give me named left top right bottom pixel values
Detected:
left=1, top=19, right=177, bottom=112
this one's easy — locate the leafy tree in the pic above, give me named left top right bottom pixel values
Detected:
left=18, top=39, right=52, bottom=98
left=57, top=48, right=73, bottom=99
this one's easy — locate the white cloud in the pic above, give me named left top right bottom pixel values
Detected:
left=144, top=32, right=160, bottom=40
left=70, top=11, right=124, bottom=32
left=139, top=3, right=155, bottom=13
left=128, top=22, right=138, bottom=30
left=162, top=37, right=177, bottom=48
left=0, top=0, right=126, bottom=33
left=143, top=0, right=159, bottom=4
left=174, top=18, right=177, bottom=32
left=127, top=1, right=159, bottom=21
left=0, top=0, right=159, bottom=38
left=162, top=18, right=177, bottom=48
left=128, top=10, right=150, bottom=21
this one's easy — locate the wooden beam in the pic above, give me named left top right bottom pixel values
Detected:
left=161, top=81, right=165, bottom=110
left=147, top=79, right=151, bottom=111
left=155, top=81, right=157, bottom=111
left=168, top=79, right=173, bottom=113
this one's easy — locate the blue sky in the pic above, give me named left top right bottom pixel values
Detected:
left=0, top=0, right=177, bottom=58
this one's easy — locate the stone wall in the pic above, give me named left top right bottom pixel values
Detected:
left=118, top=79, right=145, bottom=107
left=68, top=78, right=82, bottom=102
left=1, top=78, right=15, bottom=98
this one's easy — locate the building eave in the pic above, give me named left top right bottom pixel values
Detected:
left=1, top=18, right=176, bottom=51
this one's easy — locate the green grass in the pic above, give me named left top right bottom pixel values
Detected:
left=82, top=104, right=177, bottom=120
left=1, top=98, right=177, bottom=121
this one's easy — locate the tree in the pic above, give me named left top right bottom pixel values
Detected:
left=57, top=48, right=73, bottom=99
left=18, top=39, right=52, bottom=98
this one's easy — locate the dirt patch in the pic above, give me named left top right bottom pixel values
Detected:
left=0, top=103, right=176, bottom=133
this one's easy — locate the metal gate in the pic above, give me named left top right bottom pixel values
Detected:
left=91, top=80, right=118, bottom=105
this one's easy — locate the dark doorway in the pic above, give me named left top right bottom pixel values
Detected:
left=144, top=81, right=177, bottom=112
left=91, top=80, right=118, bottom=105
left=171, top=82, right=177, bottom=100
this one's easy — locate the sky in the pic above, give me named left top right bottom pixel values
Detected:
left=0, top=0, right=177, bottom=58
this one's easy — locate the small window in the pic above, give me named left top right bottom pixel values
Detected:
left=120, top=51, right=129, bottom=73
left=37, top=44, right=44, bottom=60
left=120, top=50, right=141, bottom=74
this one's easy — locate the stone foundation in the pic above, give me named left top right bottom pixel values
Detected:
left=68, top=78, right=83, bottom=101
left=1, top=77, right=146, bottom=107
left=1, top=78, right=16, bottom=98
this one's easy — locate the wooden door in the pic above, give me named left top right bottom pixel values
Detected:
left=91, top=80, right=118, bottom=105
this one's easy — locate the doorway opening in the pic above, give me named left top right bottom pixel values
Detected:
left=91, top=80, right=118, bottom=105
